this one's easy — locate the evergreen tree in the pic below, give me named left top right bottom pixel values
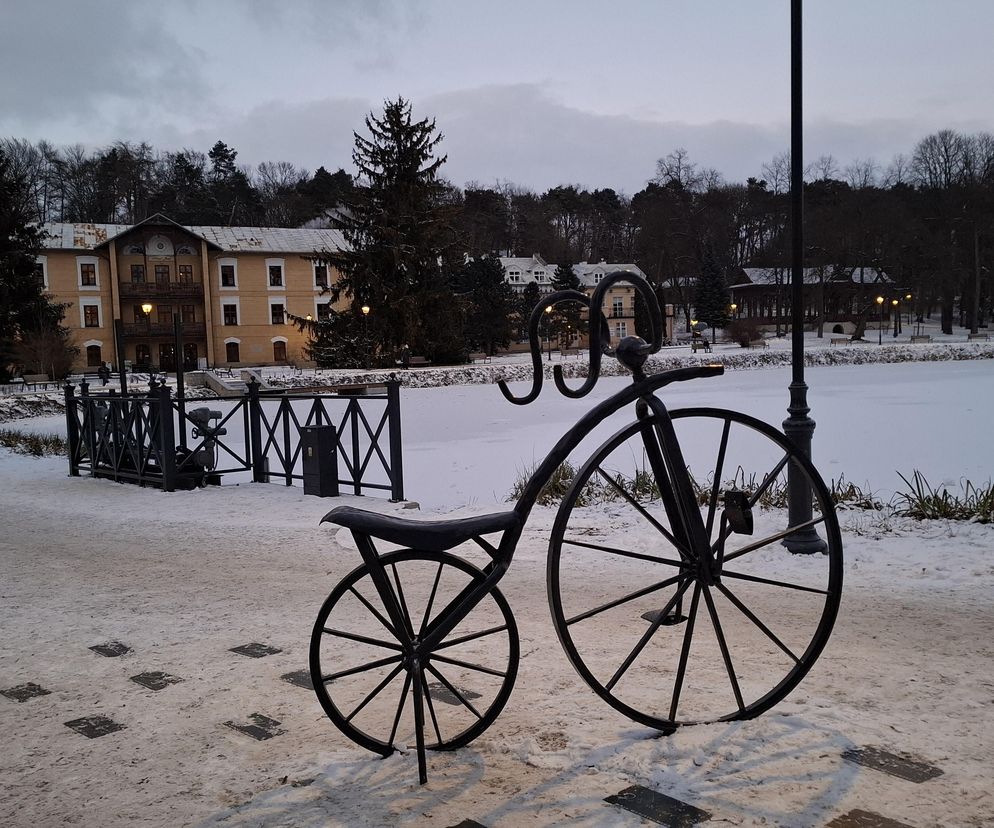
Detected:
left=455, top=255, right=514, bottom=355
left=693, top=246, right=730, bottom=343
left=550, top=259, right=586, bottom=346
left=516, top=281, right=542, bottom=341
left=315, top=97, right=461, bottom=362
left=0, top=148, right=77, bottom=380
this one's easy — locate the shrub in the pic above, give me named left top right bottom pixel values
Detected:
left=894, top=471, right=994, bottom=523
left=0, top=429, right=68, bottom=456
left=726, top=318, right=764, bottom=347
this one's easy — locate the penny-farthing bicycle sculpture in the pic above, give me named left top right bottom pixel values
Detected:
left=310, top=272, right=843, bottom=784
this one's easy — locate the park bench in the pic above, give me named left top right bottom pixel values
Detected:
left=468, top=352, right=491, bottom=363
left=691, top=339, right=712, bottom=353
left=407, top=355, right=431, bottom=367
left=22, top=374, right=59, bottom=391
left=560, top=348, right=581, bottom=359
left=910, top=335, right=932, bottom=344
left=214, top=367, right=235, bottom=378
left=748, top=339, right=769, bottom=349
left=967, top=332, right=990, bottom=341
left=830, top=337, right=851, bottom=346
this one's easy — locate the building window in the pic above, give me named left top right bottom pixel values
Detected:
left=316, top=302, right=332, bottom=322
left=178, top=264, right=194, bottom=283
left=86, top=345, right=102, bottom=367
left=614, top=321, right=628, bottom=339
left=220, top=264, right=236, bottom=287
left=273, top=340, right=287, bottom=362
left=34, top=260, right=46, bottom=287
left=612, top=297, right=625, bottom=317
left=131, top=264, right=145, bottom=283
left=223, top=304, right=238, bottom=326
left=135, top=343, right=151, bottom=366
left=508, top=273, right=521, bottom=283
left=225, top=342, right=240, bottom=363
left=83, top=305, right=100, bottom=327
left=154, top=264, right=170, bottom=284
left=157, top=304, right=173, bottom=325
left=314, top=264, right=328, bottom=288
left=268, top=264, right=284, bottom=287
left=270, top=303, right=286, bottom=325
left=133, top=304, right=147, bottom=322
left=181, top=304, right=195, bottom=324
left=80, top=263, right=97, bottom=286
left=535, top=271, right=547, bottom=282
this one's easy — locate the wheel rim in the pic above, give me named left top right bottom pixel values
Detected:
left=547, top=408, right=843, bottom=729
left=311, top=550, right=519, bottom=756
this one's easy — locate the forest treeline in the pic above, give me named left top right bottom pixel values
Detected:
left=3, top=127, right=992, bottom=334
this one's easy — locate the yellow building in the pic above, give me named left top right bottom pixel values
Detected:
left=36, top=214, right=345, bottom=372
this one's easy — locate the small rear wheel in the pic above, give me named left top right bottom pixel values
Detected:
left=311, top=549, right=519, bottom=756
left=547, top=407, right=843, bottom=730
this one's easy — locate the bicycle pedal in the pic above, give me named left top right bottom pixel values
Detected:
left=641, top=609, right=688, bottom=626
left=723, top=490, right=754, bottom=535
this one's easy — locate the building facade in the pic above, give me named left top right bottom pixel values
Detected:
left=36, top=214, right=345, bottom=372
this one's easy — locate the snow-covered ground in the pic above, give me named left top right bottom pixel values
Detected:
left=1, top=351, right=992, bottom=827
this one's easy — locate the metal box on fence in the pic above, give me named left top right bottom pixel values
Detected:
left=301, top=425, right=339, bottom=497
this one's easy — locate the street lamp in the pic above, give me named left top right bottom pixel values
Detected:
left=905, top=293, right=912, bottom=328
left=730, top=303, right=737, bottom=320
left=544, top=305, right=553, bottom=361
left=891, top=298, right=900, bottom=337
left=141, top=302, right=153, bottom=372
left=360, top=304, right=371, bottom=369
left=876, top=296, right=884, bottom=345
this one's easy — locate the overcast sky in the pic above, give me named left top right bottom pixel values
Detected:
left=2, top=0, right=992, bottom=193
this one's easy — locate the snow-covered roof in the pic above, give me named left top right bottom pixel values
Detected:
left=39, top=221, right=346, bottom=254
left=738, top=266, right=892, bottom=286
left=574, top=262, right=646, bottom=288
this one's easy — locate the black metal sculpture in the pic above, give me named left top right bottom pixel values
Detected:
left=310, top=272, right=843, bottom=784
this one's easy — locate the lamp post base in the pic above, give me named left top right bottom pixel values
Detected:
left=783, top=379, right=828, bottom=555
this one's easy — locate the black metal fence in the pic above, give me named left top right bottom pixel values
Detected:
left=64, top=377, right=404, bottom=500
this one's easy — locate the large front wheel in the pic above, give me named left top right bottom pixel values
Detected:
left=547, top=408, right=843, bottom=730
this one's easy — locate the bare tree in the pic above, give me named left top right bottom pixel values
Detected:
left=844, top=157, right=880, bottom=190
left=655, top=148, right=704, bottom=191
left=882, top=153, right=911, bottom=187
left=911, top=129, right=968, bottom=188
left=811, top=154, right=840, bottom=180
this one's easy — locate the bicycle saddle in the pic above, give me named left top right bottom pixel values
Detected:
left=322, top=506, right=520, bottom=552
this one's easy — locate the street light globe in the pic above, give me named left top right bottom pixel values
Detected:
left=141, top=302, right=153, bottom=315
left=305, top=314, right=313, bottom=321
left=891, top=299, right=898, bottom=307
left=361, top=304, right=370, bottom=316
left=545, top=305, right=553, bottom=314
left=905, top=293, right=912, bottom=301
left=875, top=296, right=884, bottom=305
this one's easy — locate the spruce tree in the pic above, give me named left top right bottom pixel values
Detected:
left=550, top=260, right=586, bottom=346
left=693, top=247, right=730, bottom=343
left=455, top=255, right=514, bottom=355
left=314, top=97, right=461, bottom=364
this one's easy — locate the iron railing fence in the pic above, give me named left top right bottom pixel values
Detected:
left=65, top=377, right=404, bottom=499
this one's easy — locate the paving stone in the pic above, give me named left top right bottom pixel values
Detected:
left=64, top=715, right=126, bottom=738
left=223, top=713, right=285, bottom=741
left=605, top=785, right=711, bottom=826
left=230, top=643, right=282, bottom=658
left=428, top=682, right=482, bottom=706
left=1, top=682, right=52, bottom=703
left=130, top=671, right=185, bottom=691
left=842, top=746, right=943, bottom=783
left=281, top=669, right=313, bottom=690
left=826, top=809, right=916, bottom=828
left=89, top=641, right=131, bottom=657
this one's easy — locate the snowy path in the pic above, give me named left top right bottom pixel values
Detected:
left=1, top=454, right=992, bottom=827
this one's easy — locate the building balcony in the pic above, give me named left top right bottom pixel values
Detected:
left=121, top=321, right=207, bottom=339
left=120, top=280, right=204, bottom=300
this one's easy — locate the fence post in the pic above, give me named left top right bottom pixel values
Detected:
left=387, top=377, right=404, bottom=502
left=64, top=382, right=80, bottom=477
left=157, top=383, right=177, bottom=492
left=80, top=380, right=98, bottom=478
left=247, top=378, right=267, bottom=483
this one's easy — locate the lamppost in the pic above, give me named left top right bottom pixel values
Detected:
left=361, top=304, right=371, bottom=369
left=730, top=303, right=737, bottom=320
left=892, top=298, right=900, bottom=337
left=876, top=295, right=884, bottom=345
left=545, top=305, right=553, bottom=361
left=141, top=301, right=153, bottom=373
left=905, top=293, right=912, bottom=328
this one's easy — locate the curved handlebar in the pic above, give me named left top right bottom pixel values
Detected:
left=497, top=271, right=668, bottom=406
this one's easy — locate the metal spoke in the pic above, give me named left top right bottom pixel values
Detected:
left=391, top=562, right=415, bottom=638
left=348, top=586, right=399, bottom=639
left=605, top=579, right=693, bottom=691
left=435, top=623, right=510, bottom=650
left=702, top=585, right=744, bottom=712
left=721, top=515, right=827, bottom=563
left=387, top=670, right=412, bottom=747
left=346, top=664, right=405, bottom=722
left=565, top=572, right=684, bottom=626
left=705, top=418, right=732, bottom=536
left=418, top=563, right=445, bottom=638
left=321, top=627, right=403, bottom=651
left=595, top=466, right=692, bottom=558
left=422, top=669, right=443, bottom=744
left=425, top=663, right=483, bottom=719
left=322, top=653, right=403, bottom=683
left=714, top=582, right=800, bottom=664
left=720, top=569, right=831, bottom=595
left=668, top=582, right=702, bottom=721
left=430, top=651, right=506, bottom=679
left=749, top=453, right=791, bottom=508
left=563, top=537, right=689, bottom=569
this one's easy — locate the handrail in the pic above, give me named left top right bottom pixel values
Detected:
left=497, top=271, right=665, bottom=405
